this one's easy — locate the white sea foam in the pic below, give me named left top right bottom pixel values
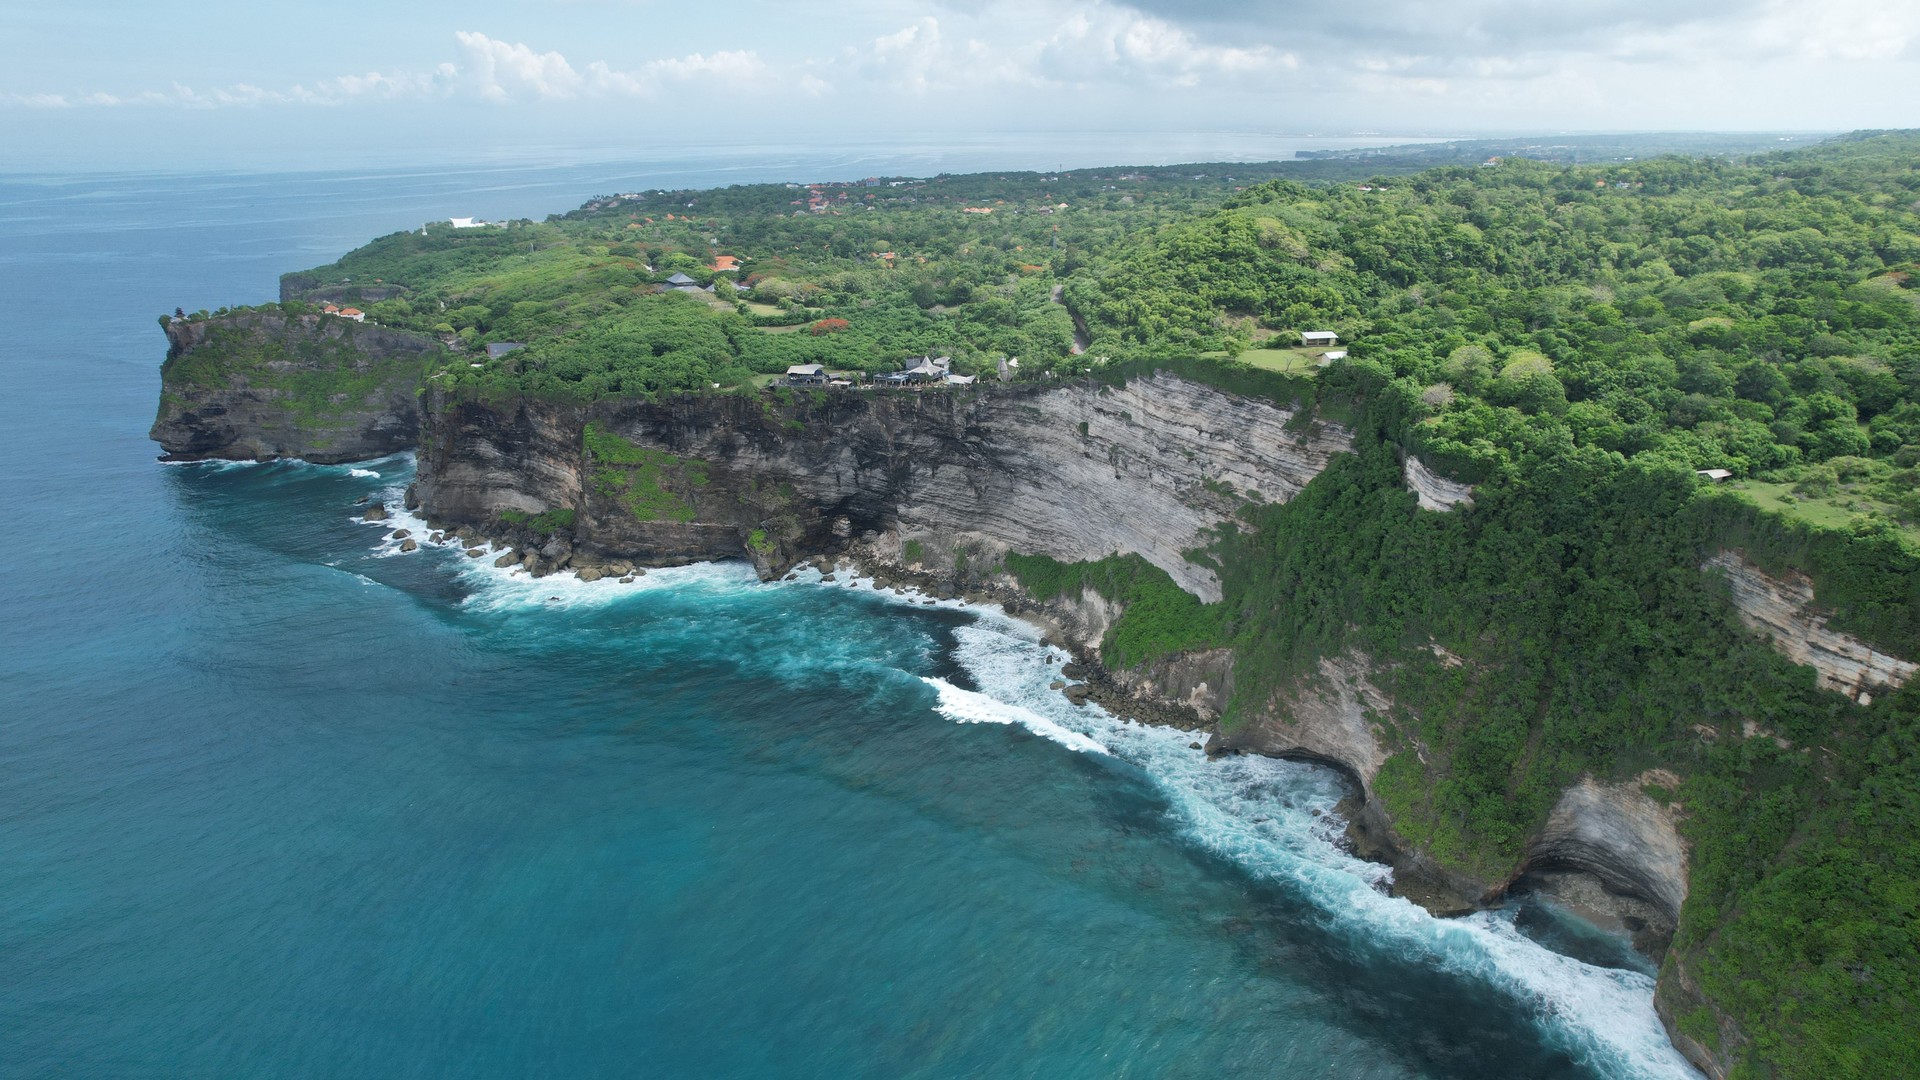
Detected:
left=921, top=676, right=1111, bottom=755
left=161, top=451, right=412, bottom=473
left=357, top=488, right=762, bottom=611
left=784, top=560, right=976, bottom=611
left=158, top=456, right=267, bottom=470
left=927, top=611, right=1701, bottom=1080
left=353, top=519, right=1697, bottom=1076
left=460, top=556, right=759, bottom=615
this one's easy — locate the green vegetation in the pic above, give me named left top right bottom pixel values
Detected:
left=1010, top=134, right=1920, bottom=1078
left=499, top=507, right=576, bottom=535
left=159, top=312, right=435, bottom=425
left=205, top=131, right=1920, bottom=1077
left=1005, top=552, right=1224, bottom=669
left=582, top=423, right=708, bottom=522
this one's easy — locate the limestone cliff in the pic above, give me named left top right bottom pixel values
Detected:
left=1213, top=645, right=1691, bottom=940
left=1521, top=773, right=1689, bottom=958
left=1223, top=648, right=1392, bottom=787
left=414, top=373, right=1352, bottom=598
left=1403, top=455, right=1475, bottom=511
left=151, top=312, right=439, bottom=463
left=1705, top=550, right=1917, bottom=703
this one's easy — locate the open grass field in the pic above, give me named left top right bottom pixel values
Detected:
left=1239, top=347, right=1324, bottom=376
left=1730, top=480, right=1920, bottom=545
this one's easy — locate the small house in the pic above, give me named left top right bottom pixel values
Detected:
left=1695, top=468, right=1733, bottom=482
left=1320, top=349, right=1347, bottom=363
left=710, top=255, right=741, bottom=273
left=338, top=307, right=366, bottom=322
left=666, top=272, right=698, bottom=286
left=945, top=373, right=977, bottom=386
left=786, top=364, right=829, bottom=386
left=1301, top=330, right=1339, bottom=347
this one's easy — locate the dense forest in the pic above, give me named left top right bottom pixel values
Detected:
left=215, top=131, right=1920, bottom=1078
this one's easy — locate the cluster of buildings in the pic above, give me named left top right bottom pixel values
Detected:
left=783, top=355, right=980, bottom=389
left=320, top=303, right=365, bottom=322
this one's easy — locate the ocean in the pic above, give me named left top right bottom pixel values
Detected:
left=0, top=150, right=1700, bottom=1079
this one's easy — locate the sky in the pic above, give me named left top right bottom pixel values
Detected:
left=3, top=0, right=1915, bottom=171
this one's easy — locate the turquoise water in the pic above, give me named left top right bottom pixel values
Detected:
left=0, top=159, right=1697, bottom=1079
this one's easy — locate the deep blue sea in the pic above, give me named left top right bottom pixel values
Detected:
left=0, top=151, right=1699, bottom=1079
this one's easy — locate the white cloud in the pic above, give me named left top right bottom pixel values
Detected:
left=837, top=3, right=1282, bottom=96
left=6, top=1, right=1916, bottom=133
left=454, top=30, right=585, bottom=101
left=5, top=31, right=777, bottom=111
left=643, top=49, right=769, bottom=83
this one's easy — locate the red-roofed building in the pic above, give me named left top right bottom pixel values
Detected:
left=338, top=307, right=366, bottom=322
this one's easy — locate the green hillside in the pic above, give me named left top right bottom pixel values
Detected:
left=191, top=131, right=1920, bottom=1078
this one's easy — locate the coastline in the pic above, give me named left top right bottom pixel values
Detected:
left=351, top=483, right=1700, bottom=1079
left=380, top=487, right=1656, bottom=940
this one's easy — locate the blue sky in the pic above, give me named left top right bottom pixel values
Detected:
left=5, top=1, right=1916, bottom=170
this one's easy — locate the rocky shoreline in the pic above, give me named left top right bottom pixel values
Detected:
left=384, top=490, right=1665, bottom=951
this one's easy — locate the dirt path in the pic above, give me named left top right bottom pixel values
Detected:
left=1051, top=284, right=1091, bottom=355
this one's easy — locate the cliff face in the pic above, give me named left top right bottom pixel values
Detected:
left=1403, top=455, right=1475, bottom=511
left=1524, top=773, right=1688, bottom=955
left=151, top=313, right=439, bottom=464
left=1706, top=550, right=1917, bottom=703
left=415, top=373, right=1353, bottom=598
left=1224, top=648, right=1392, bottom=788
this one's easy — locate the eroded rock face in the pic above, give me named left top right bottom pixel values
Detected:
left=150, top=313, right=439, bottom=463
left=1223, top=648, right=1391, bottom=791
left=415, top=373, right=1353, bottom=594
left=1403, top=455, right=1475, bottom=512
left=1106, top=648, right=1236, bottom=722
left=1526, top=774, right=1688, bottom=926
left=1705, top=550, right=1916, bottom=702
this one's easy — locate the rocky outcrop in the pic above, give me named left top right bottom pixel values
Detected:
left=151, top=312, right=440, bottom=463
left=1706, top=550, right=1916, bottom=703
left=1105, top=647, right=1236, bottom=722
left=1217, top=648, right=1691, bottom=938
left=1403, top=455, right=1475, bottom=511
left=1519, top=772, right=1688, bottom=958
left=1213, top=649, right=1485, bottom=915
left=414, top=373, right=1352, bottom=597
left=1222, top=648, right=1391, bottom=788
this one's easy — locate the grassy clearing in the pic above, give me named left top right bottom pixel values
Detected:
left=1239, top=347, right=1323, bottom=376
left=1731, top=480, right=1920, bottom=544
